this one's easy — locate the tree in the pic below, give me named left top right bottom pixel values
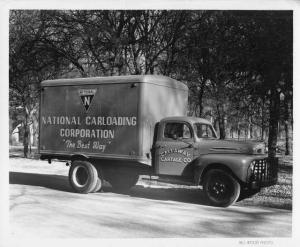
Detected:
left=233, top=11, right=292, bottom=157
left=9, top=10, right=69, bottom=157
left=9, top=10, right=293, bottom=157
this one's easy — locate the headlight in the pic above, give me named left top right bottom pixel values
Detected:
left=252, top=144, right=265, bottom=154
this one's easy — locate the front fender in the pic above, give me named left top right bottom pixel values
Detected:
left=193, top=154, right=267, bottom=185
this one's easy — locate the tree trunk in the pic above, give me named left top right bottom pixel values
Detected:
left=260, top=99, right=265, bottom=141
left=268, top=88, right=280, bottom=158
left=9, top=120, right=15, bottom=145
left=284, top=95, right=290, bottom=155
left=198, top=93, right=204, bottom=117
left=198, top=81, right=205, bottom=117
left=218, top=116, right=226, bottom=139
left=261, top=125, right=265, bottom=141
left=216, top=104, right=226, bottom=140
left=249, top=117, right=253, bottom=139
left=23, top=107, right=30, bottom=158
left=23, top=123, right=29, bottom=158
left=284, top=121, right=290, bottom=155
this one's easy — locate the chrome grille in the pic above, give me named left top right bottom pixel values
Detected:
left=249, top=158, right=278, bottom=184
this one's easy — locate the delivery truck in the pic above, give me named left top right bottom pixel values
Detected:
left=39, top=75, right=278, bottom=207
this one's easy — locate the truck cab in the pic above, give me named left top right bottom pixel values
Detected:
left=151, top=116, right=278, bottom=207
left=153, top=116, right=216, bottom=176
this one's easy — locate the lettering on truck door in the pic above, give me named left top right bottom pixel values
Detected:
left=154, top=121, right=194, bottom=176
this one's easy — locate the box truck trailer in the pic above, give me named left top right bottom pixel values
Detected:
left=39, top=75, right=278, bottom=207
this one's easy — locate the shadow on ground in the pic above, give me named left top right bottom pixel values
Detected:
left=9, top=171, right=209, bottom=206
left=105, top=185, right=209, bottom=205
left=9, top=172, right=73, bottom=193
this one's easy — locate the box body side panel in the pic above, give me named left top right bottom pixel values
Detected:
left=139, top=83, right=188, bottom=158
left=39, top=83, right=140, bottom=159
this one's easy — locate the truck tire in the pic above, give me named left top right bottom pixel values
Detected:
left=107, top=173, right=139, bottom=192
left=90, top=178, right=102, bottom=193
left=69, top=160, right=98, bottom=194
left=90, top=167, right=104, bottom=193
left=203, top=169, right=240, bottom=207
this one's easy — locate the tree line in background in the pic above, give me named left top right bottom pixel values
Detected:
left=9, top=10, right=293, bottom=158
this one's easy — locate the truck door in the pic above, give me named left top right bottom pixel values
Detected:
left=154, top=121, right=194, bottom=176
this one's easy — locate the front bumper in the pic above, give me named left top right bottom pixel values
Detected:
left=247, top=157, right=278, bottom=189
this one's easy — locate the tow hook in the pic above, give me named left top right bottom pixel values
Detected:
left=66, top=162, right=70, bottom=167
left=48, top=159, right=51, bottom=164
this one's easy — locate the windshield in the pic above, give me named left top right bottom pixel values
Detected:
left=193, top=123, right=217, bottom=139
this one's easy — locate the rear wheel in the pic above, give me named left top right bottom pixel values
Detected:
left=203, top=169, right=240, bottom=207
left=90, top=166, right=104, bottom=193
left=107, top=173, right=139, bottom=192
left=69, top=160, right=98, bottom=194
left=90, top=178, right=102, bottom=193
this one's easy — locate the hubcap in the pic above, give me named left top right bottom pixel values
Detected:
left=212, top=182, right=226, bottom=195
left=208, top=176, right=233, bottom=201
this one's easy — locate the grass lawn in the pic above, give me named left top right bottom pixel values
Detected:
left=237, top=156, right=292, bottom=210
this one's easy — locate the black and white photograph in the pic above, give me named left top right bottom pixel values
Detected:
left=1, top=0, right=298, bottom=245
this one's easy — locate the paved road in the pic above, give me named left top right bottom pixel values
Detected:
left=9, top=158, right=292, bottom=238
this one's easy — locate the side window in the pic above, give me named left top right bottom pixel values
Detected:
left=164, top=122, right=192, bottom=139
left=194, top=123, right=216, bottom=138
left=201, top=124, right=214, bottom=138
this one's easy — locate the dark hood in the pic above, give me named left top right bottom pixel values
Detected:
left=194, top=139, right=266, bottom=155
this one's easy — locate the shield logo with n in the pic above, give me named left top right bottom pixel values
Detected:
left=78, top=89, right=97, bottom=111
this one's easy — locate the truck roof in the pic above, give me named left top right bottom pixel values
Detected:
left=161, top=116, right=212, bottom=125
left=41, top=75, right=188, bottom=91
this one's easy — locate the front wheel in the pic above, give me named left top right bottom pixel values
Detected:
left=203, top=169, right=240, bottom=207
